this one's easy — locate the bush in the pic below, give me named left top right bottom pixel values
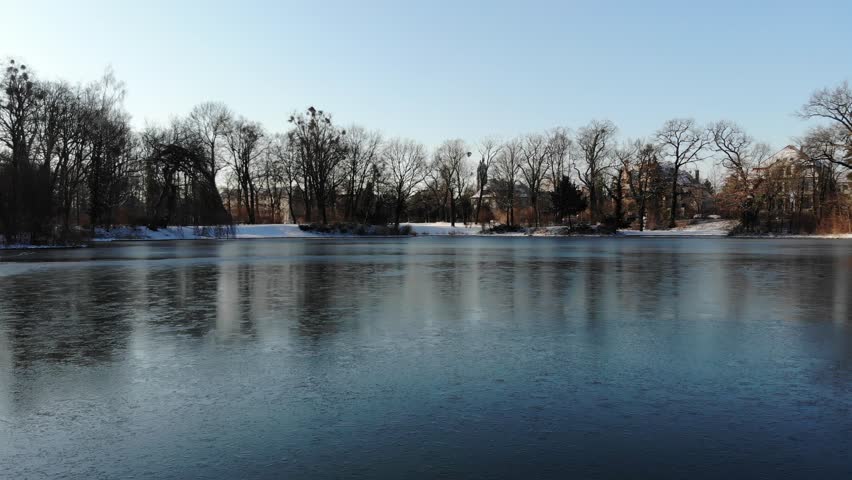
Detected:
left=481, top=224, right=526, bottom=234
left=790, top=213, right=818, bottom=234
left=727, top=223, right=749, bottom=236
left=571, top=223, right=597, bottom=235
left=601, top=214, right=629, bottom=231
left=528, top=223, right=610, bottom=236
left=297, top=223, right=415, bottom=236
left=549, top=223, right=617, bottom=235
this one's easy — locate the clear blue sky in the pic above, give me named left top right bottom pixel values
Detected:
left=3, top=0, right=850, bottom=156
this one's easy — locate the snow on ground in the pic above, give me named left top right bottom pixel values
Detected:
left=738, top=232, right=852, bottom=239
left=619, top=220, right=739, bottom=237
left=234, top=224, right=321, bottom=238
left=95, top=226, right=219, bottom=241
left=0, top=244, right=74, bottom=250
left=527, top=226, right=607, bottom=236
left=94, top=222, right=484, bottom=241
left=401, top=222, right=482, bottom=236
left=9, top=220, right=850, bottom=247
left=96, top=224, right=321, bottom=241
left=619, top=219, right=852, bottom=238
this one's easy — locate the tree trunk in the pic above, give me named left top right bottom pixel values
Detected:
left=588, top=185, right=597, bottom=223
left=669, top=168, right=679, bottom=228
left=476, top=186, right=485, bottom=227
left=508, top=186, right=515, bottom=225
left=614, top=170, right=624, bottom=225
left=449, top=188, right=455, bottom=227
left=394, top=196, right=404, bottom=229
left=531, top=194, right=539, bottom=227
left=303, top=188, right=312, bottom=223
left=318, top=182, right=328, bottom=224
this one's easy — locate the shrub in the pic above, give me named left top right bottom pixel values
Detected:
left=481, top=224, right=526, bottom=234
left=791, top=214, right=818, bottom=234
left=571, top=223, right=596, bottom=234
left=297, top=223, right=415, bottom=236
left=600, top=214, right=628, bottom=231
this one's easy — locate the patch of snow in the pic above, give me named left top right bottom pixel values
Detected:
left=95, top=226, right=202, bottom=241
left=0, top=244, right=77, bottom=250
left=620, top=220, right=738, bottom=237
left=735, top=233, right=852, bottom=239
left=95, top=224, right=322, bottom=241
left=95, top=223, right=486, bottom=241
left=82, top=220, right=852, bottom=242
left=234, top=224, right=319, bottom=238
left=531, top=225, right=632, bottom=237
left=401, top=222, right=482, bottom=236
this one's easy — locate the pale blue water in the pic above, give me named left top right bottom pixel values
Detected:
left=1, top=237, right=851, bottom=478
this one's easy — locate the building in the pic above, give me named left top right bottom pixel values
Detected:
left=753, top=145, right=816, bottom=213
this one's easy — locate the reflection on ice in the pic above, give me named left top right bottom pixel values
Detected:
left=0, top=237, right=851, bottom=478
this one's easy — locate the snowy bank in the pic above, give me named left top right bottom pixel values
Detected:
left=94, top=223, right=484, bottom=241
left=96, top=224, right=323, bottom=241
left=0, top=244, right=81, bottom=250
left=401, top=222, right=482, bottom=236
left=619, top=220, right=739, bottom=237
left=732, top=232, right=852, bottom=239
left=26, top=220, right=852, bottom=245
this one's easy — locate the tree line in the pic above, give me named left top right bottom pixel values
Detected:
left=1, top=59, right=850, bottom=244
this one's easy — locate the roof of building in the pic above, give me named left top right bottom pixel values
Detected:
left=754, top=145, right=809, bottom=172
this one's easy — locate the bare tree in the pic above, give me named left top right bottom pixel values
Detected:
left=620, top=141, right=660, bottom=231
left=257, top=146, right=286, bottom=223
left=492, top=138, right=522, bottom=225
left=799, top=80, right=852, bottom=133
left=269, top=134, right=302, bottom=223
left=0, top=60, right=43, bottom=240
left=546, top=127, right=571, bottom=190
left=141, top=121, right=231, bottom=229
left=710, top=121, right=771, bottom=185
left=475, top=137, right=501, bottom=227
left=520, top=133, right=549, bottom=226
left=611, top=140, right=640, bottom=226
left=710, top=122, right=771, bottom=231
left=52, top=84, right=88, bottom=235
left=288, top=107, right=347, bottom=224
left=29, top=81, right=73, bottom=237
left=226, top=117, right=265, bottom=224
left=81, top=69, right=139, bottom=231
left=188, top=101, right=232, bottom=177
left=433, top=139, right=471, bottom=226
left=798, top=81, right=852, bottom=170
left=574, top=120, right=617, bottom=223
left=383, top=138, right=427, bottom=228
left=801, top=125, right=851, bottom=170
left=342, top=126, right=381, bottom=221
left=655, top=118, right=709, bottom=227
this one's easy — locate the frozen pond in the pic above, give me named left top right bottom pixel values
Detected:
left=1, top=237, right=851, bottom=478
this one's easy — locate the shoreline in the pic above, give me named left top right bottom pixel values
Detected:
left=3, top=221, right=852, bottom=250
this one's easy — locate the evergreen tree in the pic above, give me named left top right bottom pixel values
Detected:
left=551, top=175, right=587, bottom=228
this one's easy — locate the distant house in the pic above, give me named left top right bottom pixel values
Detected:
left=756, top=145, right=810, bottom=177
left=651, top=164, right=715, bottom=219
left=839, top=171, right=852, bottom=197
left=751, top=145, right=813, bottom=212
left=752, top=144, right=852, bottom=216
left=480, top=186, right=532, bottom=225
left=678, top=169, right=716, bottom=217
